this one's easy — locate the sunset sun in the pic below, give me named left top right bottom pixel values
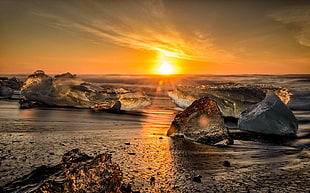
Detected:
left=159, top=61, right=174, bottom=75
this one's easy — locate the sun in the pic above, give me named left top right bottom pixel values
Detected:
left=159, top=61, right=174, bottom=75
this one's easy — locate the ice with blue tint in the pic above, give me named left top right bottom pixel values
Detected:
left=239, top=91, right=298, bottom=136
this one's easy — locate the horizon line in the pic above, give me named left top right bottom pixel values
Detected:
left=1, top=72, right=310, bottom=76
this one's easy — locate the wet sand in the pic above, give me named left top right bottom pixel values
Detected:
left=0, top=95, right=310, bottom=192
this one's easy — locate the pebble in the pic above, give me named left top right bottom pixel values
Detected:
left=150, top=176, right=156, bottom=185
left=223, top=161, right=231, bottom=167
left=193, top=175, right=202, bottom=183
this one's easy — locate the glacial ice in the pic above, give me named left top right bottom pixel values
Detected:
left=2, top=149, right=123, bottom=193
left=0, top=76, right=23, bottom=98
left=167, top=97, right=233, bottom=145
left=0, top=84, right=14, bottom=98
left=238, top=91, right=298, bottom=136
left=168, top=83, right=291, bottom=118
left=21, top=70, right=151, bottom=111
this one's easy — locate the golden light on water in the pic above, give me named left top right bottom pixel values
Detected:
left=159, top=61, right=174, bottom=75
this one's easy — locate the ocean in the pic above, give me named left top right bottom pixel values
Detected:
left=0, top=74, right=310, bottom=192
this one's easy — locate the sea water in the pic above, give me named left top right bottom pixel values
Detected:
left=0, top=74, right=309, bottom=192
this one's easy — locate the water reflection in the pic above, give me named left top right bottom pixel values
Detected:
left=170, top=137, right=224, bottom=172
left=131, top=97, right=176, bottom=191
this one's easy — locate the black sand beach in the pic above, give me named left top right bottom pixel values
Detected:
left=1, top=74, right=310, bottom=192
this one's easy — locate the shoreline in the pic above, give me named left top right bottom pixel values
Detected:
left=1, top=99, right=309, bottom=192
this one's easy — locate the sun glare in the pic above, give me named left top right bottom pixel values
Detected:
left=159, top=61, right=174, bottom=75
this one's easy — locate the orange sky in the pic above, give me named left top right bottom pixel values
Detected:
left=0, top=0, right=310, bottom=75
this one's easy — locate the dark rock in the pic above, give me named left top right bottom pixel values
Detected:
left=124, top=142, right=131, bottom=145
left=19, top=99, right=33, bottom=109
left=223, top=161, right=231, bottom=167
left=167, top=97, right=233, bottom=145
left=128, top=153, right=136, bottom=155
left=193, top=176, right=202, bottom=183
left=121, top=183, right=133, bottom=192
left=2, top=149, right=123, bottom=193
left=150, top=176, right=155, bottom=185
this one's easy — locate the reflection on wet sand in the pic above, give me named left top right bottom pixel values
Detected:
left=170, top=138, right=223, bottom=172
left=113, top=79, right=179, bottom=192
left=128, top=100, right=176, bottom=192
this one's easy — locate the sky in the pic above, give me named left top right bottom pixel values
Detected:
left=0, top=0, right=310, bottom=75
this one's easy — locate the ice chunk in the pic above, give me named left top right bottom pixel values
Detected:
left=167, top=97, right=233, bottom=145
left=114, top=89, right=151, bottom=111
left=168, top=83, right=291, bottom=118
left=238, top=91, right=298, bottom=136
left=2, top=149, right=122, bottom=193
left=0, top=76, right=24, bottom=90
left=0, top=83, right=14, bottom=98
left=21, top=71, right=151, bottom=111
left=0, top=76, right=23, bottom=98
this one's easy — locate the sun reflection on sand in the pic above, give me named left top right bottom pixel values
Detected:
left=19, top=108, right=39, bottom=120
left=137, top=99, right=177, bottom=191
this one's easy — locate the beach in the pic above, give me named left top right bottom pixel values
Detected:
left=0, top=74, right=310, bottom=192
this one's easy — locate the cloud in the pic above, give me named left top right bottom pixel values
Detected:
left=32, top=0, right=233, bottom=62
left=270, top=6, right=310, bottom=47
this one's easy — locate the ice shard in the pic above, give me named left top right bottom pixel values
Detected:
left=0, top=83, right=14, bottom=99
left=238, top=91, right=298, bottom=136
left=21, top=70, right=151, bottom=111
left=167, top=97, right=233, bottom=145
left=168, top=83, right=291, bottom=118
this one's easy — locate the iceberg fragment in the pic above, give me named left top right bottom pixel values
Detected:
left=168, top=83, right=291, bottom=118
left=2, top=149, right=123, bottom=193
left=167, top=97, right=233, bottom=145
left=0, top=83, right=14, bottom=98
left=21, top=70, right=151, bottom=111
left=0, top=76, right=23, bottom=98
left=238, top=91, right=298, bottom=136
